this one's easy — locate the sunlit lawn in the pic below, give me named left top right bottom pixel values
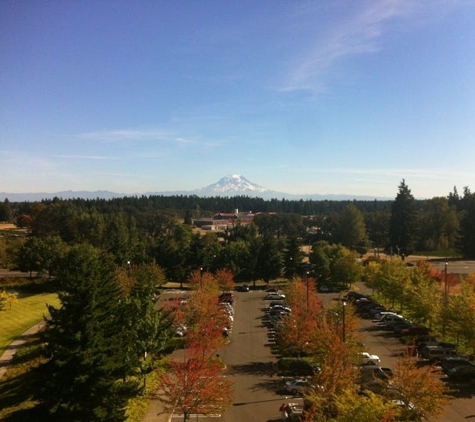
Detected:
left=0, top=293, right=60, bottom=355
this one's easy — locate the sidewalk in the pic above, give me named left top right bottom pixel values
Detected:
left=0, top=320, right=45, bottom=379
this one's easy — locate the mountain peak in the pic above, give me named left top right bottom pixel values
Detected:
left=199, top=174, right=267, bottom=195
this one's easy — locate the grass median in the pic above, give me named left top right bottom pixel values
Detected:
left=0, top=293, right=60, bottom=356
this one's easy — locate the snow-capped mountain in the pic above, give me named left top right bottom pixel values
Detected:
left=0, top=175, right=388, bottom=202
left=196, top=174, right=267, bottom=196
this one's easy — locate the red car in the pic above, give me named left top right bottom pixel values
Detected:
left=400, top=325, right=430, bottom=336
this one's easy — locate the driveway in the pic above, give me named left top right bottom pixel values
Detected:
left=219, top=290, right=299, bottom=421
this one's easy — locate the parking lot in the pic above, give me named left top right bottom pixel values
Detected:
left=351, top=283, right=475, bottom=422
left=154, top=284, right=475, bottom=421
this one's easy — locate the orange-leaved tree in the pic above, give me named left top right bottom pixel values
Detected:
left=276, top=276, right=322, bottom=357
left=188, top=268, right=219, bottom=292
left=385, top=350, right=451, bottom=421
left=159, top=338, right=233, bottom=421
left=215, top=268, right=235, bottom=292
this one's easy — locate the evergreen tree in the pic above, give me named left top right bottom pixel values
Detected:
left=119, top=263, right=174, bottom=362
left=255, top=234, right=282, bottom=283
left=283, top=236, right=303, bottom=279
left=0, top=198, right=12, bottom=221
left=36, top=244, right=139, bottom=421
left=389, top=180, right=417, bottom=256
left=458, top=188, right=475, bottom=258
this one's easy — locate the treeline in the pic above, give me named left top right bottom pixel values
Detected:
left=3, top=193, right=395, bottom=222
left=2, top=182, right=475, bottom=281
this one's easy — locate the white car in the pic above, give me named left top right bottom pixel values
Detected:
left=284, top=378, right=313, bottom=395
left=358, top=352, right=381, bottom=365
left=265, top=292, right=286, bottom=300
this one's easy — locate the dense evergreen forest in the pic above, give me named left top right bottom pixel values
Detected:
left=1, top=182, right=474, bottom=283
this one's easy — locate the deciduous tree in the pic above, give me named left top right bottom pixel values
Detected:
left=158, top=339, right=233, bottom=421
left=333, top=204, right=367, bottom=249
left=387, top=351, right=451, bottom=421
left=276, top=277, right=322, bottom=357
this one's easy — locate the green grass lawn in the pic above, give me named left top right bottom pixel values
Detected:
left=0, top=293, right=59, bottom=355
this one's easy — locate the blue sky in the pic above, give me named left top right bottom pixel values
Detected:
left=1, top=0, right=474, bottom=199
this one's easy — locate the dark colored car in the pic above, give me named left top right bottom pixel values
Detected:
left=279, top=359, right=321, bottom=376
left=219, top=292, right=235, bottom=304
left=437, top=357, right=475, bottom=374
left=236, top=284, right=250, bottom=292
left=446, top=365, right=475, bottom=381
left=400, top=325, right=430, bottom=336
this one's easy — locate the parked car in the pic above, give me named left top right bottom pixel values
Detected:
left=357, top=352, right=381, bottom=365
left=419, top=345, right=458, bottom=360
left=175, top=324, right=187, bottom=337
left=359, top=365, right=393, bottom=382
left=376, top=314, right=405, bottom=325
left=399, top=325, right=430, bottom=336
left=236, top=284, right=250, bottom=292
left=279, top=359, right=321, bottom=376
left=219, top=292, right=235, bottom=304
left=265, top=292, right=286, bottom=300
left=372, top=311, right=398, bottom=321
left=436, top=357, right=475, bottom=374
left=359, top=367, right=393, bottom=393
left=446, top=365, right=475, bottom=381
left=284, top=378, right=316, bottom=395
left=267, top=303, right=291, bottom=313
left=344, top=291, right=367, bottom=301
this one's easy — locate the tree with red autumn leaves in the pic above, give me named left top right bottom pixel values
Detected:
left=215, top=268, right=236, bottom=292
left=276, top=276, right=323, bottom=357
left=159, top=268, right=235, bottom=420
left=158, top=338, right=233, bottom=421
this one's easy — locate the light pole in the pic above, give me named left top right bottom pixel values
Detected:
left=199, top=267, right=203, bottom=289
left=302, top=261, right=313, bottom=311
left=143, top=351, right=148, bottom=393
left=306, top=271, right=310, bottom=311
left=442, top=262, right=448, bottom=336
left=444, top=261, right=449, bottom=297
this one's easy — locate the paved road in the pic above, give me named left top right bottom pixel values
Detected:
left=219, top=290, right=296, bottom=422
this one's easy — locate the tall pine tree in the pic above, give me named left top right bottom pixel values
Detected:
left=389, top=180, right=417, bottom=256
left=37, top=244, right=139, bottom=421
left=458, top=188, right=475, bottom=258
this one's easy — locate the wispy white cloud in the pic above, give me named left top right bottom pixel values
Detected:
left=283, top=0, right=415, bottom=92
left=52, top=154, right=120, bottom=160
left=77, top=129, right=195, bottom=145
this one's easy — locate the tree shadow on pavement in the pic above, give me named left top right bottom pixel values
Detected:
left=226, top=361, right=277, bottom=377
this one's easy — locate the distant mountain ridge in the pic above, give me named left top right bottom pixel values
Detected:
left=0, top=175, right=390, bottom=202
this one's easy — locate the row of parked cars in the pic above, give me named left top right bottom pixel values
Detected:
left=173, top=292, right=236, bottom=338
left=347, top=291, right=475, bottom=384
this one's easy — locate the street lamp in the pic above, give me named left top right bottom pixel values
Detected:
left=445, top=262, right=449, bottom=297
left=302, top=261, right=313, bottom=311
left=443, top=262, right=448, bottom=336
left=306, top=271, right=310, bottom=311
left=199, top=267, right=203, bottom=289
